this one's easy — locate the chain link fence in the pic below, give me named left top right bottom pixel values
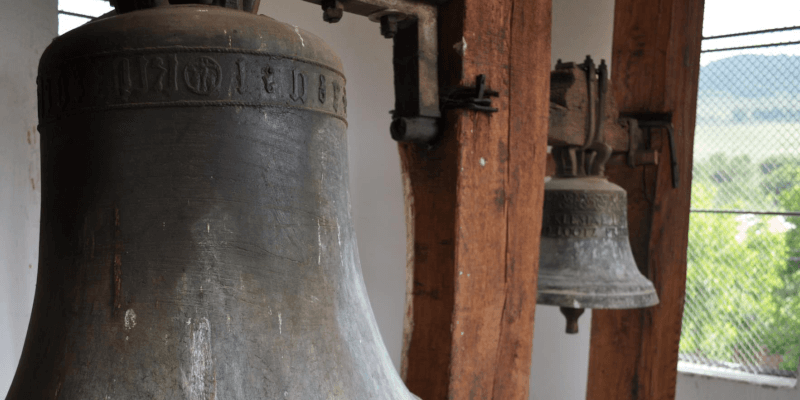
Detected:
left=679, top=28, right=800, bottom=379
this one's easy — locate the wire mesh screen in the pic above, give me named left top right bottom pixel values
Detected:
left=679, top=30, right=800, bottom=379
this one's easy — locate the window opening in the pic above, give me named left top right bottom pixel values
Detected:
left=678, top=0, right=800, bottom=384
left=58, top=0, right=113, bottom=36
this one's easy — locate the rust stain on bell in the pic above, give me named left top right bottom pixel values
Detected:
left=113, top=205, right=123, bottom=315
left=8, top=2, right=418, bottom=399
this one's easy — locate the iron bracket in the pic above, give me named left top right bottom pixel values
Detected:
left=441, top=74, right=500, bottom=114
left=300, top=0, right=442, bottom=144
left=605, top=118, right=660, bottom=168
left=620, top=113, right=679, bottom=188
left=548, top=57, right=666, bottom=176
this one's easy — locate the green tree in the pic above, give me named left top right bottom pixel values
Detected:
left=769, top=167, right=800, bottom=371
left=681, top=154, right=800, bottom=374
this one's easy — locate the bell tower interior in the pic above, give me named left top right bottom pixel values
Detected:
left=1, top=0, right=798, bottom=399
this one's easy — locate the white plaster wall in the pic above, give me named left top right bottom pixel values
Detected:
left=551, top=0, right=616, bottom=68
left=530, top=307, right=595, bottom=400
left=0, top=0, right=56, bottom=395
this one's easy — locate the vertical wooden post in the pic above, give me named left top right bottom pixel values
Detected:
left=398, top=0, right=551, bottom=399
left=586, top=1, right=704, bottom=399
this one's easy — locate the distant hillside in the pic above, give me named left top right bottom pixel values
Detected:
left=695, top=54, right=800, bottom=125
left=699, top=54, right=800, bottom=98
left=693, top=54, right=800, bottom=160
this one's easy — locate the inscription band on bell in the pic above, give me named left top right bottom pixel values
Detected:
left=38, top=47, right=347, bottom=123
left=541, top=190, right=628, bottom=239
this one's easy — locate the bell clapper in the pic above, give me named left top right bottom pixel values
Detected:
left=560, top=307, right=585, bottom=334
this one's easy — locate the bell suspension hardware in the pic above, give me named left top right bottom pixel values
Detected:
left=540, top=56, right=660, bottom=334
left=620, top=112, right=680, bottom=189
left=301, top=0, right=443, bottom=144
left=9, top=1, right=421, bottom=398
left=441, top=74, right=500, bottom=114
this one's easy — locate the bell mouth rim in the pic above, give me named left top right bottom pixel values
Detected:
left=537, top=289, right=659, bottom=310
left=548, top=175, right=609, bottom=180
left=545, top=175, right=612, bottom=183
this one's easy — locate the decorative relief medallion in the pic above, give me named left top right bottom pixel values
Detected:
left=38, top=48, right=347, bottom=123
left=184, top=56, right=222, bottom=95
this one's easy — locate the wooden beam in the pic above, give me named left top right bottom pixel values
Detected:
left=586, top=1, right=704, bottom=399
left=548, top=63, right=630, bottom=151
left=399, top=0, right=551, bottom=398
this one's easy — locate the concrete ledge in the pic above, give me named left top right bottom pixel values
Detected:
left=678, top=361, right=797, bottom=389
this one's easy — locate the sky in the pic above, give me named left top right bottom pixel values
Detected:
left=58, top=0, right=112, bottom=35
left=701, top=0, right=800, bottom=65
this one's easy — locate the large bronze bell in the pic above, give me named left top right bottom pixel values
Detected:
left=9, top=2, right=417, bottom=399
left=538, top=147, right=659, bottom=334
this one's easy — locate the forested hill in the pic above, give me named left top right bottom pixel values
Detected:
left=685, top=53, right=800, bottom=375
left=699, top=54, right=800, bottom=98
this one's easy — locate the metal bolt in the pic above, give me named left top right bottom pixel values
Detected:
left=390, top=116, right=438, bottom=144
left=380, top=14, right=399, bottom=38
left=321, top=0, right=343, bottom=23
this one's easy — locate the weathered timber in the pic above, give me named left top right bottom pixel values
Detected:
left=548, top=63, right=629, bottom=151
left=491, top=0, right=551, bottom=396
left=399, top=0, right=551, bottom=398
left=585, top=0, right=704, bottom=399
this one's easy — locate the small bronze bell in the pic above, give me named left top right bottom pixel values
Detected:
left=539, top=56, right=658, bottom=334
left=538, top=168, right=659, bottom=333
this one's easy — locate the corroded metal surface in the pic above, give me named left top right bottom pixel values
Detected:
left=9, top=5, right=416, bottom=399
left=538, top=177, right=659, bottom=311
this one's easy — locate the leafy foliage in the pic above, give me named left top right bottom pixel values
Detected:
left=680, top=154, right=800, bottom=374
